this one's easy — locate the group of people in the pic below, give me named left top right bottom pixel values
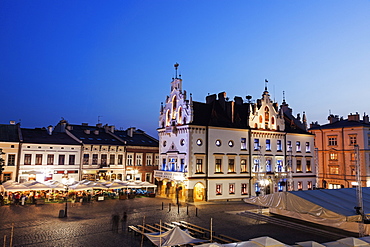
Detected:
left=111, top=212, right=128, bottom=233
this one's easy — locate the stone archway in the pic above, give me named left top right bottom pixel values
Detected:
left=193, top=182, right=205, bottom=201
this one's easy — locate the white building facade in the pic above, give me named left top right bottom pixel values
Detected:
left=155, top=64, right=316, bottom=202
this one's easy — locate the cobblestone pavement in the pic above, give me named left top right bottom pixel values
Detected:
left=0, top=197, right=355, bottom=247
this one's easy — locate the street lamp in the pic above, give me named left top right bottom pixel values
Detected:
left=0, top=148, right=5, bottom=185
left=61, top=173, right=74, bottom=217
left=174, top=174, right=185, bottom=205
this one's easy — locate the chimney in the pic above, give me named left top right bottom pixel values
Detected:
left=348, top=112, right=360, bottom=122
left=94, top=130, right=99, bottom=135
left=127, top=127, right=136, bottom=137
left=96, top=123, right=103, bottom=128
left=363, top=113, right=369, bottom=124
left=82, top=123, right=88, bottom=126
left=47, top=125, right=53, bottom=135
left=328, top=114, right=339, bottom=124
left=9, top=121, right=15, bottom=125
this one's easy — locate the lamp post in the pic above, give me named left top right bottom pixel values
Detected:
left=174, top=174, right=184, bottom=205
left=62, top=172, right=74, bottom=217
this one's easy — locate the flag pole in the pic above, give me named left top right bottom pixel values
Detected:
left=159, top=219, right=162, bottom=247
left=210, top=217, right=213, bottom=243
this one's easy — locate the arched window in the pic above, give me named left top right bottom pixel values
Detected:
left=166, top=110, right=171, bottom=126
left=178, top=106, right=182, bottom=124
left=259, top=115, right=263, bottom=123
left=271, top=116, right=275, bottom=125
left=264, top=107, right=269, bottom=122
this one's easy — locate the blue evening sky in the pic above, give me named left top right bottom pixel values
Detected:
left=1, top=1, right=369, bottom=138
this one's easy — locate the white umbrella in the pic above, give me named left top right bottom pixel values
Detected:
left=296, top=241, right=326, bottom=247
left=337, top=237, right=370, bottom=247
left=3, top=183, right=29, bottom=192
left=224, top=241, right=266, bottom=247
left=69, top=183, right=93, bottom=191
left=27, top=182, right=52, bottom=191
left=250, top=236, right=289, bottom=247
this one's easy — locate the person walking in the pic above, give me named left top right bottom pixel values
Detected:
left=111, top=213, right=119, bottom=233
left=121, top=212, right=128, bottom=231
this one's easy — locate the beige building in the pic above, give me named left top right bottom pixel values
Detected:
left=310, top=113, right=370, bottom=189
left=0, top=123, right=21, bottom=182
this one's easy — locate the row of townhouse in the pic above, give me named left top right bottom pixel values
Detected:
left=0, top=121, right=159, bottom=184
left=154, top=64, right=316, bottom=202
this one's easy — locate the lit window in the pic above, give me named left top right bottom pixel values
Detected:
left=127, top=154, right=133, bottom=166
left=136, top=154, right=142, bottom=166
left=146, top=154, right=152, bottom=166
left=196, top=159, right=203, bottom=173
left=69, top=155, right=75, bottom=165
left=241, top=183, right=248, bottom=195
left=306, top=160, right=312, bottom=172
left=298, top=181, right=303, bottom=190
left=276, top=160, right=284, bottom=172
left=228, top=140, right=234, bottom=147
left=35, top=154, right=42, bottom=165
left=228, top=159, right=235, bottom=173
left=196, top=139, right=202, bottom=146
left=329, top=165, right=339, bottom=174
left=253, top=159, right=260, bottom=172
left=216, top=184, right=222, bottom=195
left=215, top=159, right=222, bottom=173
left=58, top=155, right=65, bottom=165
left=308, top=181, right=312, bottom=190
left=265, top=159, right=272, bottom=172
left=101, top=154, right=107, bottom=166
left=296, top=160, right=302, bottom=172
left=109, top=154, right=115, bottom=165
left=229, top=183, right=235, bottom=194
left=240, top=159, right=247, bottom=173
left=83, top=154, right=89, bottom=165
left=8, top=154, right=16, bottom=166
left=329, top=152, right=338, bottom=161
left=287, top=141, right=292, bottom=152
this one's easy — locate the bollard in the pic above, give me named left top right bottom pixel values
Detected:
left=196, top=207, right=198, bottom=217
left=162, top=202, right=164, bottom=210
left=169, top=203, right=171, bottom=212
left=187, top=205, right=189, bottom=215
left=177, top=203, right=180, bottom=214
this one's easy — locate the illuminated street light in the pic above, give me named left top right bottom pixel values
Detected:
left=61, top=172, right=75, bottom=217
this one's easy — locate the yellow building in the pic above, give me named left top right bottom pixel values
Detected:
left=309, top=113, right=370, bottom=189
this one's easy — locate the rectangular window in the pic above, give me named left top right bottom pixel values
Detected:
left=215, top=159, right=222, bottom=173
left=196, top=159, right=203, bottom=173
left=136, top=154, right=142, bottom=166
left=168, top=158, right=176, bottom=171
left=329, top=165, right=339, bottom=174
left=287, top=141, right=292, bottom=152
left=146, top=154, right=152, bottom=166
left=240, top=159, right=247, bottom=173
left=69, top=155, right=75, bottom=165
left=253, top=159, right=260, bottom=172
left=47, top=154, right=54, bottom=165
left=241, top=183, right=248, bottom=195
left=118, top=155, right=123, bottom=165
left=276, top=160, right=284, bottom=172
left=296, top=141, right=301, bottom=152
left=351, top=153, right=356, bottom=161
left=298, top=181, right=303, bottom=190
left=145, top=173, right=151, bottom=182
left=83, top=154, right=89, bottom=165
left=308, top=181, right=312, bottom=190
left=229, top=183, right=235, bottom=194
left=329, top=152, right=338, bottom=161
left=7, top=154, right=16, bottom=166
left=266, top=139, right=271, bottom=151
left=127, top=154, right=133, bottom=166
left=368, top=135, right=370, bottom=147
left=265, top=159, right=272, bottom=172
left=328, top=136, right=338, bottom=146
left=109, top=154, right=115, bottom=165
left=277, top=140, right=282, bottom=151
left=305, top=142, right=310, bottom=152
left=155, top=155, right=159, bottom=166
left=58, top=155, right=65, bottom=165
left=254, top=139, right=260, bottom=150
left=350, top=165, right=356, bottom=175
left=306, top=160, right=312, bottom=172
left=101, top=154, right=107, bottom=166
left=241, top=138, right=247, bottom=150
left=228, top=159, right=235, bottom=173
left=349, top=135, right=357, bottom=146
left=92, top=154, right=98, bottom=165
left=35, top=154, right=42, bottom=165
left=216, top=184, right=222, bottom=195
left=296, top=160, right=302, bottom=172
left=162, top=158, right=166, bottom=170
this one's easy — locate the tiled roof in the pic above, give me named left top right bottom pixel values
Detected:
left=67, top=125, right=123, bottom=145
left=0, top=124, right=19, bottom=142
left=21, top=128, right=81, bottom=145
left=113, top=129, right=158, bottom=147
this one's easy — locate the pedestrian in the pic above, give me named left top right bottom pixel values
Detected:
left=121, top=211, right=128, bottom=231
left=111, top=213, right=119, bottom=233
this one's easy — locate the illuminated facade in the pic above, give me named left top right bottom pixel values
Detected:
left=0, top=123, right=21, bottom=182
left=309, top=113, right=370, bottom=189
left=156, top=64, right=315, bottom=202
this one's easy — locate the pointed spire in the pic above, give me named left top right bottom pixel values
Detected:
left=282, top=91, right=286, bottom=104
left=264, top=79, right=268, bottom=91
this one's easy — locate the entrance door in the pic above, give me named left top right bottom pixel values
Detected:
left=194, top=183, right=205, bottom=201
